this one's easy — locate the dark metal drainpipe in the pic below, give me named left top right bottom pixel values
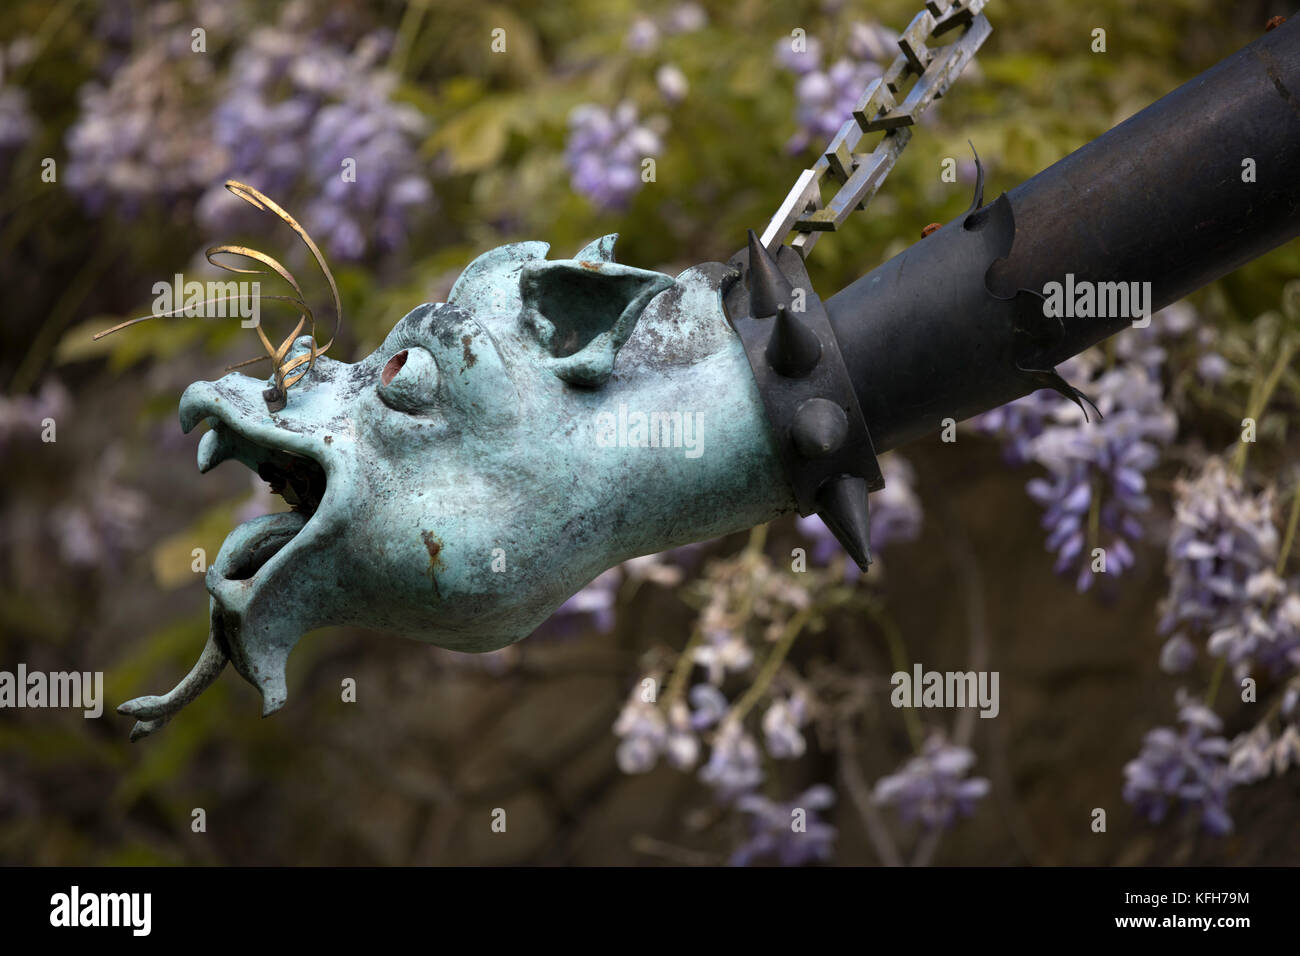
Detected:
left=825, top=16, right=1300, bottom=454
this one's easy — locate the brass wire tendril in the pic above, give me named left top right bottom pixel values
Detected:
left=94, top=180, right=343, bottom=411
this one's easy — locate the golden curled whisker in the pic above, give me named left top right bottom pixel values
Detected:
left=93, top=180, right=344, bottom=408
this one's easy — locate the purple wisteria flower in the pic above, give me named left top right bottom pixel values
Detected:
left=970, top=354, right=1094, bottom=465
left=1024, top=361, right=1176, bottom=591
left=564, top=101, right=663, bottom=210
left=873, top=734, right=990, bottom=829
left=761, top=690, right=810, bottom=758
left=542, top=543, right=702, bottom=639
left=196, top=27, right=431, bottom=260
left=687, top=683, right=728, bottom=730
left=692, top=626, right=754, bottom=684
left=623, top=5, right=707, bottom=54
left=1123, top=698, right=1234, bottom=835
left=774, top=22, right=897, bottom=154
left=665, top=3, right=708, bottom=34
left=303, top=73, right=432, bottom=259
left=787, top=59, right=882, bottom=154
left=976, top=304, right=1189, bottom=462
left=1205, top=571, right=1300, bottom=679
left=846, top=22, right=898, bottom=63
left=613, top=694, right=699, bottom=773
left=1158, top=633, right=1198, bottom=674
left=1230, top=720, right=1300, bottom=784
left=0, top=379, right=68, bottom=457
left=699, top=720, right=764, bottom=799
left=0, top=85, right=33, bottom=158
left=731, top=784, right=837, bottom=866
left=969, top=385, right=1065, bottom=466
left=625, top=17, right=660, bottom=54
left=50, top=446, right=147, bottom=570
left=546, top=567, right=621, bottom=637
left=65, top=30, right=224, bottom=216
left=1196, top=352, right=1230, bottom=384
left=655, top=64, right=689, bottom=105
left=796, top=451, right=922, bottom=577
left=1115, top=302, right=1196, bottom=372
left=1158, top=458, right=1290, bottom=679
left=0, top=38, right=36, bottom=172
left=773, top=36, right=823, bottom=75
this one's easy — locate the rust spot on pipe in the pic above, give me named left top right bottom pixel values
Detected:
left=1265, top=15, right=1286, bottom=31
left=921, top=222, right=942, bottom=238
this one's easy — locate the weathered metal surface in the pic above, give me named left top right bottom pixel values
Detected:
left=119, top=238, right=796, bottom=737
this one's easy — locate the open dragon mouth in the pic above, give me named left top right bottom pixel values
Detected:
left=197, top=418, right=329, bottom=581
left=118, top=409, right=333, bottom=740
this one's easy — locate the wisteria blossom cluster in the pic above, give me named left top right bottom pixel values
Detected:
left=1228, top=694, right=1300, bottom=786
left=874, top=734, right=991, bottom=829
left=611, top=547, right=817, bottom=780
left=1029, top=359, right=1177, bottom=590
left=65, top=26, right=224, bottom=216
left=774, top=22, right=898, bottom=153
left=609, top=541, right=840, bottom=863
left=1123, top=696, right=1235, bottom=835
left=609, top=481, right=939, bottom=864
left=1123, top=292, right=1300, bottom=839
left=731, top=785, right=837, bottom=866
left=565, top=4, right=707, bottom=210
left=64, top=4, right=433, bottom=259
left=1158, top=458, right=1297, bottom=681
left=613, top=685, right=705, bottom=775
left=625, top=3, right=709, bottom=55
left=197, top=24, right=432, bottom=260
left=970, top=383, right=1065, bottom=466
left=564, top=102, right=665, bottom=211
left=976, top=341, right=1178, bottom=592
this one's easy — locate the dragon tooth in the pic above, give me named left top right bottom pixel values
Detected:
left=197, top=427, right=232, bottom=473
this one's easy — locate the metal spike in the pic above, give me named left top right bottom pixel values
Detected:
left=791, top=398, right=848, bottom=458
left=962, top=140, right=985, bottom=216
left=746, top=229, right=793, bottom=318
left=766, top=304, right=822, bottom=377
left=815, top=474, right=872, bottom=570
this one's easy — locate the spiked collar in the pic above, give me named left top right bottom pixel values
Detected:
left=722, top=230, right=883, bottom=570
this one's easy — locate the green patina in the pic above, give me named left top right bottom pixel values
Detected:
left=118, top=235, right=794, bottom=738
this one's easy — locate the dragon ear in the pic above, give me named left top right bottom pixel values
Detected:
left=519, top=258, right=674, bottom=386
left=573, top=233, right=619, bottom=262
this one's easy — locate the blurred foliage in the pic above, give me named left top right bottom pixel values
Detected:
left=1, top=0, right=1298, bottom=865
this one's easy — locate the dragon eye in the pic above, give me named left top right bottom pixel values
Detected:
left=377, top=346, right=438, bottom=412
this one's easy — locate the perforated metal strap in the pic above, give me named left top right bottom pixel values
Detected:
left=762, top=0, right=992, bottom=258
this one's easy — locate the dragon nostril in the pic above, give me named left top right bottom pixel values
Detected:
left=382, top=350, right=408, bottom=386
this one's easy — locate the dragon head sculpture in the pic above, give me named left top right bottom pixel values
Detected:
left=118, top=236, right=795, bottom=738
